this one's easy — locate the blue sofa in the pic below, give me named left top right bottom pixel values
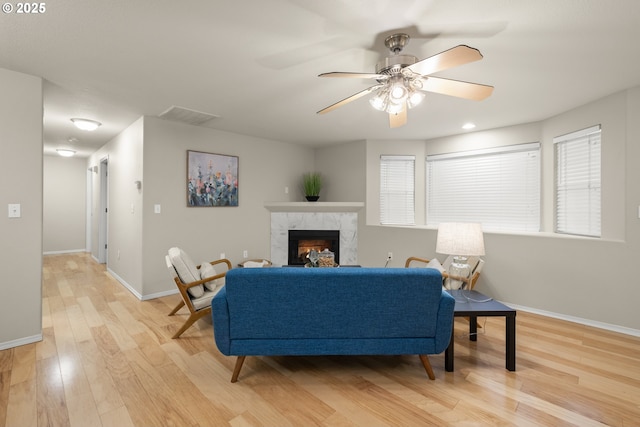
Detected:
left=212, top=267, right=455, bottom=382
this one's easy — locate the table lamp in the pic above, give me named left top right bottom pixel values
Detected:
left=435, top=222, right=485, bottom=290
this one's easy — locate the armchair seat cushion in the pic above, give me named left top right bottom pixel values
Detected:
left=191, top=289, right=220, bottom=311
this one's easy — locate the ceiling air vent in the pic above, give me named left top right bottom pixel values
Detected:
left=158, top=105, right=219, bottom=126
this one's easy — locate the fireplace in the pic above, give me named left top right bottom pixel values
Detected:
left=288, top=230, right=340, bottom=266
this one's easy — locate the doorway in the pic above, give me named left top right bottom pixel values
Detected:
left=97, top=157, right=109, bottom=264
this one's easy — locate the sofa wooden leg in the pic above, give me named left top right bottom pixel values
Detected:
left=419, top=355, right=435, bottom=380
left=231, top=356, right=246, bottom=383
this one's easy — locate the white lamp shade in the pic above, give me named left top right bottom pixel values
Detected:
left=435, top=222, right=485, bottom=256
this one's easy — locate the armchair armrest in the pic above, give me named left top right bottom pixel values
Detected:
left=404, top=256, right=432, bottom=268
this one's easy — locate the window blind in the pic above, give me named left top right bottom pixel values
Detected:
left=554, top=125, right=601, bottom=237
left=426, top=143, right=540, bottom=232
left=380, top=155, right=415, bottom=225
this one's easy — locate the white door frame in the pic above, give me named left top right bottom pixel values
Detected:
left=86, top=166, right=93, bottom=252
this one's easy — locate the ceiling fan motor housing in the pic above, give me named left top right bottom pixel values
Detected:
left=376, top=54, right=418, bottom=75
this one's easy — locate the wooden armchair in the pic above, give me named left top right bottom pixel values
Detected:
left=166, top=247, right=232, bottom=338
left=405, top=255, right=484, bottom=290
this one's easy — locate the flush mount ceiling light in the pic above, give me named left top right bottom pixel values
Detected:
left=56, top=149, right=76, bottom=157
left=317, top=33, right=494, bottom=128
left=71, top=118, right=101, bottom=131
left=462, top=122, right=476, bottom=130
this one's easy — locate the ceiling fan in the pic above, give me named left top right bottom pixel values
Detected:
left=317, top=33, right=494, bottom=128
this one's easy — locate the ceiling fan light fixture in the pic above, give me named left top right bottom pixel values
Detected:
left=71, top=118, right=101, bottom=131
left=389, top=78, right=408, bottom=101
left=407, top=91, right=425, bottom=109
left=369, top=93, right=387, bottom=111
left=386, top=102, right=404, bottom=115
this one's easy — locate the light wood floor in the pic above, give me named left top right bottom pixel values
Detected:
left=1, top=253, right=639, bottom=426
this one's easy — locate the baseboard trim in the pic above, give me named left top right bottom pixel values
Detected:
left=504, top=302, right=640, bottom=338
left=0, top=333, right=43, bottom=351
left=106, top=268, right=178, bottom=301
left=107, top=268, right=143, bottom=300
left=43, top=249, right=87, bottom=255
left=141, top=288, right=179, bottom=301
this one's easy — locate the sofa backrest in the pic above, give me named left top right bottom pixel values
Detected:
left=223, top=267, right=445, bottom=340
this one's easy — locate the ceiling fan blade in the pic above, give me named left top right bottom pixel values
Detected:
left=317, top=84, right=383, bottom=115
left=407, top=45, right=483, bottom=76
left=389, top=104, right=407, bottom=128
left=319, top=72, right=389, bottom=80
left=421, top=76, right=494, bottom=100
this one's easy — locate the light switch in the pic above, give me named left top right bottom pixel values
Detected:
left=8, top=204, right=21, bottom=218
left=154, top=204, right=161, bottom=214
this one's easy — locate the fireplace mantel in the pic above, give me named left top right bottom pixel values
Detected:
left=268, top=203, right=361, bottom=266
left=264, top=201, right=363, bottom=213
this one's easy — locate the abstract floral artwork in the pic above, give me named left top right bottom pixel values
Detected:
left=187, top=150, right=238, bottom=207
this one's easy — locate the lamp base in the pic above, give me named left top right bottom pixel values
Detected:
left=448, top=256, right=471, bottom=290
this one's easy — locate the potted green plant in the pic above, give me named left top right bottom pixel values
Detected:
left=302, top=172, right=322, bottom=202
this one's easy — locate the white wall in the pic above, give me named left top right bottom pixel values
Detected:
left=318, top=86, right=640, bottom=332
left=43, top=155, right=87, bottom=253
left=0, top=68, right=43, bottom=349
left=88, top=117, right=144, bottom=294
left=87, top=116, right=315, bottom=298
left=140, top=116, right=315, bottom=296
left=313, top=140, right=367, bottom=202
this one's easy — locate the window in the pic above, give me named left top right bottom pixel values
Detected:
left=380, top=155, right=415, bottom=225
left=554, top=125, right=601, bottom=237
left=426, top=143, right=540, bottom=232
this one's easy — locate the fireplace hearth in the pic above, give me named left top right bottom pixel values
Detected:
left=288, top=230, right=340, bottom=266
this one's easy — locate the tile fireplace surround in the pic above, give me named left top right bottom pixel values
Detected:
left=265, top=202, right=364, bottom=266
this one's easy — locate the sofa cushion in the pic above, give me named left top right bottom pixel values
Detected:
left=224, top=268, right=444, bottom=340
left=168, top=247, right=204, bottom=298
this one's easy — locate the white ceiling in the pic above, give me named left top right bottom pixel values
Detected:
left=2, top=0, right=640, bottom=157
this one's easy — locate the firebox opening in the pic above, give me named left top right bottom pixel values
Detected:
left=288, top=230, right=339, bottom=266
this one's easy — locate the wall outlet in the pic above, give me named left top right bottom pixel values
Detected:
left=285, top=186, right=289, bottom=194
left=243, top=250, right=248, bottom=258
left=220, top=253, right=226, bottom=259
left=387, top=252, right=393, bottom=260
